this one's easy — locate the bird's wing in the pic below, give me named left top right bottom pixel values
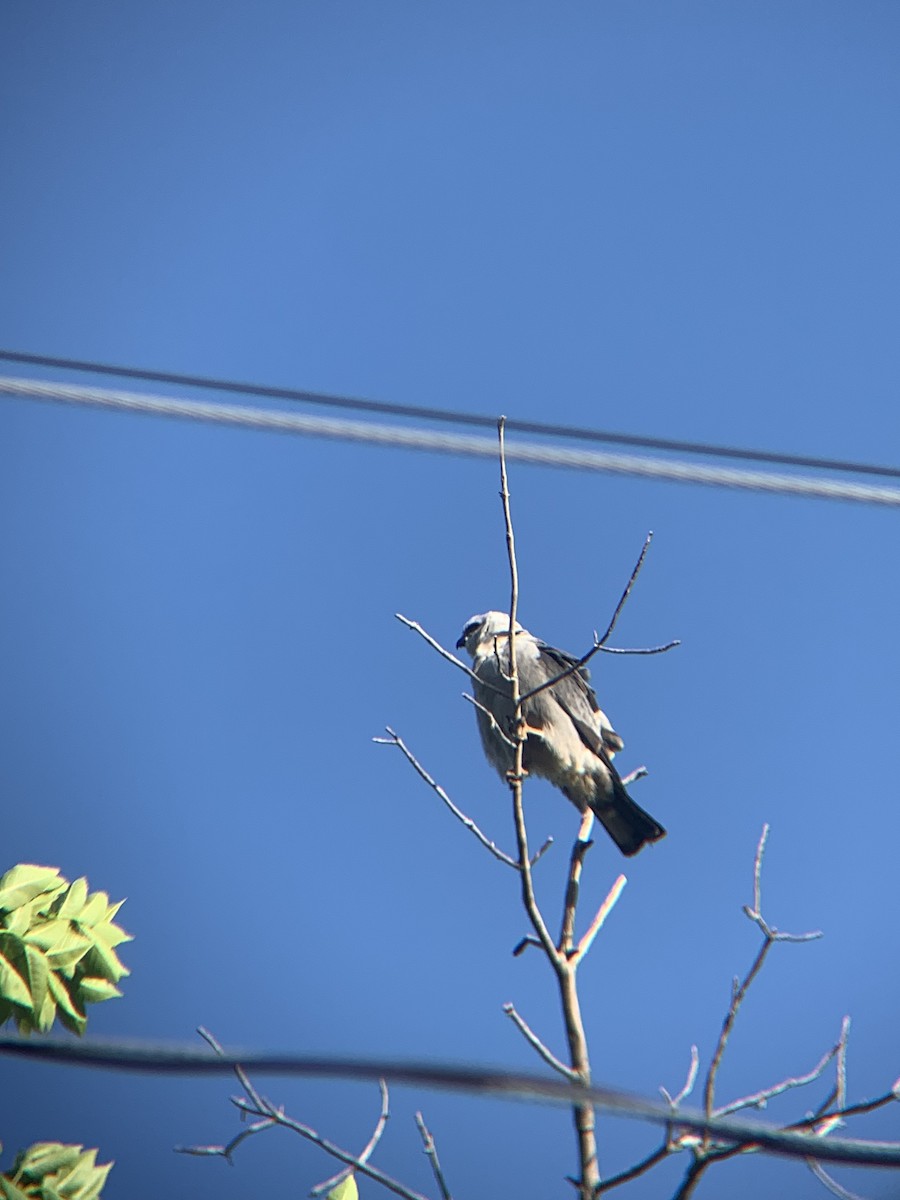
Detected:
left=524, top=642, right=623, bottom=760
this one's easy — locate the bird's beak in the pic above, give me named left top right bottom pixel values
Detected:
left=455, top=634, right=466, bottom=649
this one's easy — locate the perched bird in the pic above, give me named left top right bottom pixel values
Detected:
left=457, top=611, right=665, bottom=857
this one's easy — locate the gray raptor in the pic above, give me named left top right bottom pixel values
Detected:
left=457, top=611, right=665, bottom=857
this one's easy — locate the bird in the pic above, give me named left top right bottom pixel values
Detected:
left=456, top=611, right=665, bottom=857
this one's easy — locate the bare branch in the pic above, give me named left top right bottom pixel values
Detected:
left=596, top=1144, right=670, bottom=1192
left=793, top=1088, right=900, bottom=1130
left=497, top=418, right=598, bottom=1199
left=394, top=613, right=508, bottom=700
left=530, top=834, right=555, bottom=867
left=182, top=1034, right=421, bottom=1200
left=715, top=1037, right=841, bottom=1118
left=512, top=934, right=543, bottom=957
left=573, top=875, right=627, bottom=964
left=415, top=1112, right=453, bottom=1200
left=661, top=1045, right=700, bottom=1110
left=558, top=827, right=595, bottom=956
left=742, top=823, right=822, bottom=943
left=462, top=692, right=516, bottom=748
left=703, top=824, right=826, bottom=1146
left=374, top=727, right=521, bottom=869
left=503, top=1003, right=579, bottom=1081
left=229, top=1094, right=431, bottom=1200
left=310, top=1078, right=390, bottom=1198
left=394, top=613, right=479, bottom=681
left=808, top=1162, right=869, bottom=1200
left=620, top=765, right=648, bottom=787
left=594, top=640, right=681, bottom=656
left=196, top=1025, right=270, bottom=1131
left=498, top=417, right=521, bottom=685
left=596, top=532, right=654, bottom=647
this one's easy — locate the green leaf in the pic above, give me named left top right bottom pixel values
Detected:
left=327, top=1175, right=358, bottom=1200
left=88, top=919, right=132, bottom=951
left=0, top=1174, right=31, bottom=1200
left=0, top=930, right=26, bottom=962
left=35, top=985, right=57, bottom=1033
left=22, top=920, right=77, bottom=953
left=47, top=973, right=86, bottom=1036
left=43, top=928, right=92, bottom=972
left=0, top=866, right=64, bottom=913
left=0, top=952, right=33, bottom=1009
left=4, top=903, right=33, bottom=937
left=53, top=1148, right=97, bottom=1196
left=75, top=978, right=122, bottom=1004
left=23, top=945, right=50, bottom=1024
left=18, top=1145, right=83, bottom=1177
left=73, top=892, right=108, bottom=929
left=79, top=940, right=129, bottom=984
left=71, top=1161, right=111, bottom=1200
left=57, top=879, right=88, bottom=921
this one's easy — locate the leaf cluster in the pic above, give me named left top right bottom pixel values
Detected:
left=0, top=1142, right=112, bottom=1200
left=0, top=865, right=131, bottom=1036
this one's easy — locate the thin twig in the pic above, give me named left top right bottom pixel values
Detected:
left=808, top=1162, right=868, bottom=1200
left=596, top=532, right=654, bottom=646
left=498, top=417, right=521, bottom=694
left=574, top=875, right=627, bottom=964
left=558, top=829, right=595, bottom=956
left=703, top=825, right=823, bottom=1147
left=660, top=1046, right=702, bottom=1156
left=395, top=613, right=508, bottom=699
left=793, top=1089, right=899, bottom=1130
left=594, top=641, right=681, bottom=656
left=415, top=1112, right=453, bottom=1200
left=512, top=934, right=543, bottom=957
left=374, top=727, right=520, bottom=868
left=703, top=937, right=772, bottom=1132
left=462, top=692, right=516, bottom=748
left=394, top=613, right=480, bottom=682
left=230, top=1095, right=430, bottom=1200
left=715, top=1036, right=841, bottom=1118
left=517, top=534, right=678, bottom=706
left=183, top=1034, right=420, bottom=1200
left=497, top=417, right=598, bottom=1200
left=620, top=766, right=648, bottom=787
left=503, top=1003, right=579, bottom=1081
left=674, top=1045, right=701, bottom=1107
left=310, top=1078, right=390, bottom=1197
left=196, top=1025, right=269, bottom=1127
left=595, top=1143, right=670, bottom=1192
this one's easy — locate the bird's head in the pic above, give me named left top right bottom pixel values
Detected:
left=456, top=611, right=526, bottom=656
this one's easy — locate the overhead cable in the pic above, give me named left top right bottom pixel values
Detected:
left=1, top=1035, right=898, bottom=1168
left=0, top=346, right=896, bottom=481
left=4, top=374, right=900, bottom=508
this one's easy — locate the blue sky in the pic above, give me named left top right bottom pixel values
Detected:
left=2, top=4, right=899, bottom=1198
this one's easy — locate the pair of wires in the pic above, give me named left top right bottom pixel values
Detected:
left=1, top=349, right=898, bottom=507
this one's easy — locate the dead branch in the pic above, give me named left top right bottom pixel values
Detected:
left=177, top=1034, right=421, bottom=1200
left=414, top=1112, right=453, bottom=1200
left=497, top=416, right=600, bottom=1200
left=374, top=727, right=523, bottom=868
left=503, top=1003, right=579, bottom=1081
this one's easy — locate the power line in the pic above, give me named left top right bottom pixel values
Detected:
left=0, top=1035, right=898, bottom=1168
left=1, top=346, right=897, bottom=481
left=4, top=373, right=900, bottom=508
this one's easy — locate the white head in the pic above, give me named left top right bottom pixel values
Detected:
left=456, top=611, right=527, bottom=657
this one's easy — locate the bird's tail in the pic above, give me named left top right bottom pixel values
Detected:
left=589, top=774, right=666, bottom=857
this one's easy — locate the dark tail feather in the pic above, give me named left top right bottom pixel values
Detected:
left=589, top=774, right=666, bottom=857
